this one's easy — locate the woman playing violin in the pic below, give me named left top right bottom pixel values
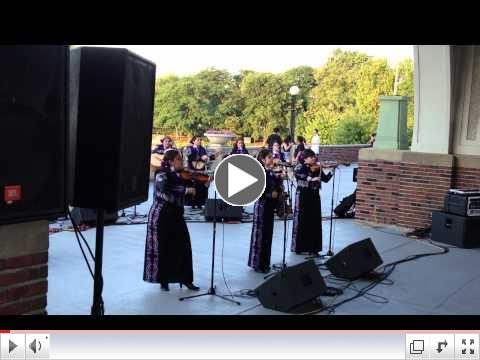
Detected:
left=291, top=149, right=333, bottom=256
left=143, top=149, right=200, bottom=292
left=248, top=149, right=283, bottom=273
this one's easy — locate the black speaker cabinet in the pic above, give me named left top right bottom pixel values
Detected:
left=204, top=199, right=242, bottom=221
left=70, top=207, right=119, bottom=226
left=256, top=260, right=327, bottom=313
left=326, top=238, right=383, bottom=280
left=0, top=45, right=68, bottom=225
left=432, top=211, right=480, bottom=248
left=69, top=47, right=156, bottom=211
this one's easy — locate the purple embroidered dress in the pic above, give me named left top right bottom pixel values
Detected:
left=291, top=163, right=332, bottom=253
left=248, top=167, right=283, bottom=272
left=143, top=163, right=194, bottom=284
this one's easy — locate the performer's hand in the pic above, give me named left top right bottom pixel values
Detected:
left=201, top=155, right=209, bottom=161
left=272, top=191, right=279, bottom=199
left=311, top=177, right=321, bottom=182
left=186, top=187, right=196, bottom=196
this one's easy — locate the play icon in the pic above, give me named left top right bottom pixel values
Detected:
left=214, top=154, right=266, bottom=206
left=9, top=340, right=17, bottom=353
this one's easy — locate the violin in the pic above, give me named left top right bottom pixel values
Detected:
left=178, top=169, right=212, bottom=184
left=308, top=161, right=338, bottom=174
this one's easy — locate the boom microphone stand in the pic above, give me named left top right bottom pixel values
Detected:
left=179, top=188, right=240, bottom=305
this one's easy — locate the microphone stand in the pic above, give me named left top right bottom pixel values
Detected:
left=266, top=164, right=292, bottom=279
left=305, top=165, right=337, bottom=260
left=179, top=188, right=240, bottom=305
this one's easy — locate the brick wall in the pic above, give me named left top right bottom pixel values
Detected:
left=356, top=156, right=454, bottom=230
left=318, top=145, right=371, bottom=164
left=0, top=220, right=49, bottom=315
left=0, top=252, right=48, bottom=315
left=452, top=167, right=480, bottom=189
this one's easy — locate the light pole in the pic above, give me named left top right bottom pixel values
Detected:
left=289, top=86, right=300, bottom=140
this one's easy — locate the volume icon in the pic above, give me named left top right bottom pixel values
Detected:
left=29, top=339, right=41, bottom=354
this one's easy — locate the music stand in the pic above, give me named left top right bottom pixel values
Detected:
left=179, top=189, right=240, bottom=305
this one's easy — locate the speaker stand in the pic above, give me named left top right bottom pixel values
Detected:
left=179, top=190, right=240, bottom=306
left=91, top=208, right=105, bottom=316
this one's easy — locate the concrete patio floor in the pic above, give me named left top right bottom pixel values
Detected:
left=47, top=165, right=480, bottom=315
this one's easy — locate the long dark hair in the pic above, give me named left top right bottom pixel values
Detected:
left=232, top=138, right=244, bottom=152
left=297, top=136, right=305, bottom=144
left=302, top=148, right=316, bottom=160
left=283, top=135, right=292, bottom=145
left=257, top=149, right=272, bottom=165
left=190, top=135, right=201, bottom=145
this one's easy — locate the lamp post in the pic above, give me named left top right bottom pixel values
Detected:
left=289, top=86, right=300, bottom=140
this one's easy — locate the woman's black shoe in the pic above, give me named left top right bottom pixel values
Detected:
left=181, top=282, right=200, bottom=291
left=160, top=283, right=169, bottom=291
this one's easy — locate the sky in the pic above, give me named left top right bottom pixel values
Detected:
left=86, top=45, right=413, bottom=77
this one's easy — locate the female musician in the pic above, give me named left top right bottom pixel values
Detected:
left=185, top=135, right=209, bottom=209
left=143, top=149, right=200, bottom=291
left=248, top=149, right=283, bottom=273
left=281, top=135, right=294, bottom=163
left=291, top=148, right=333, bottom=255
left=152, top=136, right=175, bottom=154
left=293, top=136, right=306, bottom=163
left=230, top=138, right=249, bottom=155
left=272, top=142, right=285, bottom=163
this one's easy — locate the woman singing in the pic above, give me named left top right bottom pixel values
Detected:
left=185, top=135, right=209, bottom=209
left=248, top=149, right=283, bottom=273
left=291, top=149, right=333, bottom=256
left=143, top=149, right=200, bottom=291
left=230, top=138, right=249, bottom=155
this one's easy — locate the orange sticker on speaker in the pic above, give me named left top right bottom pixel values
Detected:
left=4, top=185, right=22, bottom=202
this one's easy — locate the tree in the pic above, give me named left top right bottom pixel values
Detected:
left=334, top=111, right=372, bottom=144
left=240, top=72, right=289, bottom=139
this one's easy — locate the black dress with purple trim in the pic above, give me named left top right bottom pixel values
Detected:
left=143, top=164, right=194, bottom=284
left=248, top=167, right=283, bottom=272
left=185, top=145, right=209, bottom=207
left=291, top=163, right=332, bottom=254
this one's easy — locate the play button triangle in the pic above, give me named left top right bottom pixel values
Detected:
left=227, top=163, right=258, bottom=198
left=9, top=340, right=17, bottom=353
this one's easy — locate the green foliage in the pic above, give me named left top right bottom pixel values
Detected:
left=152, top=49, right=414, bottom=145
left=334, top=112, right=373, bottom=144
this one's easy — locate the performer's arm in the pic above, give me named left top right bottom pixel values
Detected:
left=155, top=173, right=175, bottom=203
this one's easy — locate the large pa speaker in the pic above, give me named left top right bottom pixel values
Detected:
left=256, top=260, right=327, bottom=313
left=0, top=46, right=68, bottom=225
left=326, top=238, right=383, bottom=280
left=69, top=47, right=156, bottom=211
left=204, top=199, right=243, bottom=221
left=70, top=207, right=119, bottom=227
left=432, top=211, right=480, bottom=248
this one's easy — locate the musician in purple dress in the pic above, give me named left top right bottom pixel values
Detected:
left=184, top=136, right=209, bottom=209
left=152, top=136, right=175, bottom=154
left=230, top=138, right=249, bottom=155
left=271, top=142, right=286, bottom=163
left=291, top=149, right=332, bottom=256
left=248, top=149, right=283, bottom=273
left=143, top=150, right=200, bottom=292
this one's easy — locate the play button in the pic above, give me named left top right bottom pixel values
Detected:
left=214, top=154, right=266, bottom=206
left=9, top=340, right=17, bottom=353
